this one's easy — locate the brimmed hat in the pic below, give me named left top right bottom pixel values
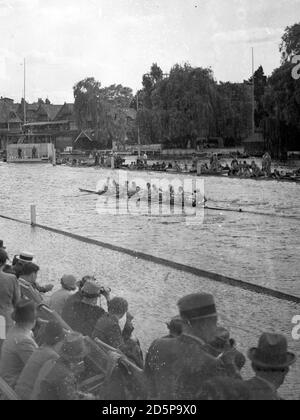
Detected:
left=81, top=279, right=102, bottom=299
left=61, top=275, right=77, bottom=291
left=248, top=333, right=296, bottom=370
left=61, top=332, right=88, bottom=361
left=0, top=240, right=6, bottom=249
left=16, top=252, right=35, bottom=263
left=178, top=293, right=217, bottom=321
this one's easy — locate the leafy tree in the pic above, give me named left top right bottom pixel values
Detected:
left=100, top=84, right=133, bottom=109
left=136, top=63, right=253, bottom=146
left=250, top=66, right=268, bottom=128
left=216, top=82, right=252, bottom=141
left=73, top=78, right=134, bottom=148
left=280, top=23, right=300, bottom=62
left=259, top=24, right=300, bottom=158
left=262, top=62, right=300, bottom=158
left=73, top=77, right=101, bottom=131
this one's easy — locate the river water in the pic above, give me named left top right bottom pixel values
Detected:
left=0, top=163, right=299, bottom=399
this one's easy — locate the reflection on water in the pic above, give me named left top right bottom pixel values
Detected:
left=0, top=163, right=299, bottom=296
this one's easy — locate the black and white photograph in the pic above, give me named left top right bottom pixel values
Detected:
left=0, top=0, right=299, bottom=404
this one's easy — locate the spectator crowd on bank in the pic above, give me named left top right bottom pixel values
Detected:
left=0, top=240, right=297, bottom=400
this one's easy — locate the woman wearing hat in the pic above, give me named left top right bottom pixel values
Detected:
left=246, top=333, right=296, bottom=400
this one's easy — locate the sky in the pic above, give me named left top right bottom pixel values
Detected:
left=0, top=0, right=299, bottom=103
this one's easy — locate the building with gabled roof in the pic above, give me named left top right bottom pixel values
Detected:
left=23, top=102, right=79, bottom=151
left=0, top=99, right=23, bottom=149
left=35, top=103, right=63, bottom=122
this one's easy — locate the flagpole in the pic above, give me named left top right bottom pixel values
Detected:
left=137, top=92, right=141, bottom=158
left=23, top=58, right=26, bottom=124
left=252, top=47, right=255, bottom=136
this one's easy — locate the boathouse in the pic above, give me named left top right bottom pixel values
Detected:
left=23, top=103, right=79, bottom=151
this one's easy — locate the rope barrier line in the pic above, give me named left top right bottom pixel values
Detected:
left=0, top=214, right=31, bottom=226
left=1, top=212, right=299, bottom=305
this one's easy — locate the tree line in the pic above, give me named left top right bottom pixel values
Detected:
left=73, top=23, right=300, bottom=158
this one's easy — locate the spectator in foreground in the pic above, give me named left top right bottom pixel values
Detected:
left=93, top=297, right=143, bottom=368
left=15, top=321, right=65, bottom=400
left=145, top=293, right=240, bottom=400
left=209, top=327, right=246, bottom=372
left=62, top=276, right=95, bottom=326
left=0, top=300, right=38, bottom=388
left=246, top=333, right=296, bottom=400
left=18, top=262, right=54, bottom=296
left=68, top=279, right=106, bottom=337
left=32, top=332, right=89, bottom=400
left=0, top=249, right=20, bottom=349
left=166, top=316, right=184, bottom=338
left=49, top=275, right=77, bottom=315
left=93, top=297, right=129, bottom=349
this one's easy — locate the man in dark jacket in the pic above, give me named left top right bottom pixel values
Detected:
left=145, top=293, right=240, bottom=400
left=16, top=321, right=65, bottom=400
left=32, top=332, right=90, bottom=400
left=62, top=276, right=110, bottom=330
left=0, top=300, right=37, bottom=388
left=93, top=297, right=128, bottom=349
left=68, top=280, right=105, bottom=337
left=93, top=297, right=143, bottom=368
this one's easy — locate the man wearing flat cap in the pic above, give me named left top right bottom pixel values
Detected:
left=145, top=293, right=240, bottom=400
left=246, top=333, right=296, bottom=400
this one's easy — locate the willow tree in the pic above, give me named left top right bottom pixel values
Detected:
left=74, top=79, right=134, bottom=148
left=139, top=63, right=219, bottom=147
left=280, top=22, right=300, bottom=62
left=73, top=77, right=101, bottom=131
left=261, top=24, right=300, bottom=158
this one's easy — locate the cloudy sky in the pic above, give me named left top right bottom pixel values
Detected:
left=0, top=0, right=299, bottom=103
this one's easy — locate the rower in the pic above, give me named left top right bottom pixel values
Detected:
left=97, top=177, right=110, bottom=195
left=127, top=182, right=139, bottom=199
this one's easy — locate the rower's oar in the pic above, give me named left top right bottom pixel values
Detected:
left=205, top=206, right=300, bottom=221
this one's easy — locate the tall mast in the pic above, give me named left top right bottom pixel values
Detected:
left=252, top=47, right=255, bottom=136
left=137, top=92, right=141, bottom=157
left=23, top=58, right=26, bottom=124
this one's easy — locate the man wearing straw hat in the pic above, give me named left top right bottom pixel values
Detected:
left=246, top=333, right=296, bottom=400
left=145, top=293, right=240, bottom=400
